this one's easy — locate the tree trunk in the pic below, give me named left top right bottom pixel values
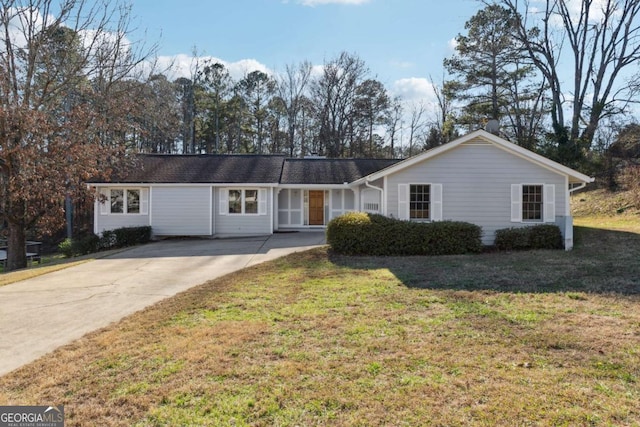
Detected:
left=7, top=220, right=27, bottom=271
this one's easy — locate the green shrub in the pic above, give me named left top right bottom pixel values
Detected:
left=100, top=230, right=116, bottom=250
left=326, top=212, right=373, bottom=255
left=73, top=234, right=100, bottom=255
left=495, top=224, right=563, bottom=251
left=58, top=226, right=152, bottom=258
left=113, top=226, right=152, bottom=247
left=326, top=212, right=482, bottom=256
left=529, top=224, right=564, bottom=249
left=58, top=238, right=74, bottom=258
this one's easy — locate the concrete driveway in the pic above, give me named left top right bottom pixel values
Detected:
left=0, top=232, right=326, bottom=376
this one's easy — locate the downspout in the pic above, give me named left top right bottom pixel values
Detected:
left=364, top=179, right=384, bottom=215
left=563, top=182, right=588, bottom=251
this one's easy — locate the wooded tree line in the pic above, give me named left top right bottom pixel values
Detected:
left=131, top=52, right=423, bottom=159
left=128, top=0, right=640, bottom=179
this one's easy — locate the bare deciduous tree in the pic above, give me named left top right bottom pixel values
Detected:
left=0, top=0, right=154, bottom=270
left=278, top=61, right=312, bottom=157
left=499, top=0, right=640, bottom=165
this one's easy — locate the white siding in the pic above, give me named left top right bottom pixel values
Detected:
left=214, top=187, right=272, bottom=235
left=329, top=189, right=356, bottom=221
left=94, top=187, right=150, bottom=234
left=95, top=212, right=150, bottom=234
left=152, top=187, right=211, bottom=235
left=385, top=144, right=567, bottom=244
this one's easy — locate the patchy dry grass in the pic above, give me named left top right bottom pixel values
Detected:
left=572, top=188, right=639, bottom=217
left=1, top=220, right=639, bottom=426
left=0, top=259, right=90, bottom=287
left=0, top=247, right=133, bottom=287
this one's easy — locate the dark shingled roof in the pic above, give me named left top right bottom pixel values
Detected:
left=104, top=154, right=402, bottom=185
left=280, top=158, right=402, bottom=184
left=113, top=154, right=287, bottom=184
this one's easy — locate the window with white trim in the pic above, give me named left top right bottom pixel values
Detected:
left=522, top=185, right=542, bottom=221
left=410, top=184, right=430, bottom=219
left=99, top=188, right=148, bottom=215
left=111, top=189, right=140, bottom=214
left=398, top=183, right=442, bottom=221
left=228, top=189, right=260, bottom=215
left=510, top=184, right=555, bottom=223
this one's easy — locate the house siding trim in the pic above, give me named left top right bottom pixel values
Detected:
left=352, top=130, right=594, bottom=185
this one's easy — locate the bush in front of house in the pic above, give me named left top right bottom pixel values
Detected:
left=112, top=226, right=152, bottom=248
left=494, top=224, right=563, bottom=251
left=74, top=233, right=101, bottom=255
left=58, top=226, right=152, bottom=257
left=326, top=212, right=482, bottom=256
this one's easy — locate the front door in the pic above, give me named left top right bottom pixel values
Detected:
left=309, top=191, right=324, bottom=225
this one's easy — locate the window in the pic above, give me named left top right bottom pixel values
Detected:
left=522, top=185, right=542, bottom=221
left=511, top=184, right=554, bottom=223
left=410, top=184, right=430, bottom=219
left=110, top=190, right=124, bottom=213
left=127, top=189, right=140, bottom=214
left=110, top=189, right=141, bottom=214
left=398, top=183, right=442, bottom=221
left=228, top=189, right=260, bottom=215
left=245, top=190, right=258, bottom=214
left=229, top=189, right=242, bottom=214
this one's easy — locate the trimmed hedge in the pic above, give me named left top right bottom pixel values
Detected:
left=58, top=226, right=152, bottom=258
left=494, top=224, right=563, bottom=251
left=113, top=226, right=152, bottom=247
left=326, top=212, right=482, bottom=256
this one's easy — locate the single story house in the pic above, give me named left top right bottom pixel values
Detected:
left=91, top=130, right=594, bottom=249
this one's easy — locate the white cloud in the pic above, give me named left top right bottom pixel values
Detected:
left=529, top=0, right=616, bottom=27
left=152, top=54, right=273, bottom=81
left=310, top=64, right=325, bottom=78
left=297, top=0, right=370, bottom=6
left=448, top=37, right=458, bottom=51
left=391, top=77, right=436, bottom=103
left=4, top=6, right=55, bottom=49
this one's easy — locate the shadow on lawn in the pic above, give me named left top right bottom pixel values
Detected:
left=328, top=226, right=640, bottom=295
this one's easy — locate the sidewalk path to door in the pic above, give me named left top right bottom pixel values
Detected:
left=0, top=232, right=326, bottom=376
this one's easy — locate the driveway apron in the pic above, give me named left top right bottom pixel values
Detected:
left=0, top=232, right=325, bottom=376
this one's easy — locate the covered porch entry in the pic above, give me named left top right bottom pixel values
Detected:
left=276, top=188, right=356, bottom=229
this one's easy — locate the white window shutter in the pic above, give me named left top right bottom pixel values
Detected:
left=219, top=189, right=228, bottom=215
left=258, top=189, right=267, bottom=215
left=140, top=188, right=149, bottom=215
left=544, top=184, right=556, bottom=223
left=398, top=184, right=409, bottom=220
left=431, top=184, right=443, bottom=221
left=99, top=188, right=110, bottom=215
left=511, top=184, right=522, bottom=222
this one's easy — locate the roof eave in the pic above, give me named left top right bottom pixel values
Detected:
left=354, top=129, right=595, bottom=185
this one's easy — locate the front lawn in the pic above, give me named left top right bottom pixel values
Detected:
left=0, top=221, right=639, bottom=426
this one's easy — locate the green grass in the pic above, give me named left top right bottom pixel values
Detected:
left=0, top=217, right=639, bottom=426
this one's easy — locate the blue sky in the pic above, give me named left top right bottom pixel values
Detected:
left=130, top=0, right=482, bottom=102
